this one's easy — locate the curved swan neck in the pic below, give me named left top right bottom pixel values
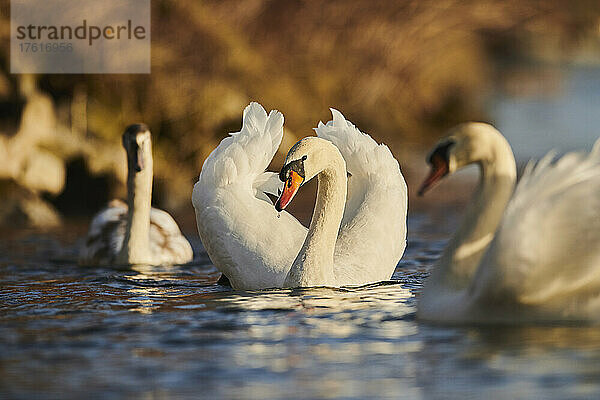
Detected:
left=284, top=148, right=346, bottom=287
left=432, top=134, right=517, bottom=289
left=118, top=141, right=153, bottom=265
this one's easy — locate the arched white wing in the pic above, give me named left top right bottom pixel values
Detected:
left=192, top=102, right=306, bottom=289
left=471, top=139, right=600, bottom=319
left=316, top=109, right=408, bottom=283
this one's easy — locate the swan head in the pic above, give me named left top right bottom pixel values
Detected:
left=122, top=124, right=151, bottom=173
left=419, top=122, right=509, bottom=195
left=275, top=136, right=340, bottom=211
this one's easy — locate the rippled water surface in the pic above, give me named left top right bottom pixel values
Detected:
left=2, top=213, right=600, bottom=399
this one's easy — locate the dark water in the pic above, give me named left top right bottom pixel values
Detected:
left=2, top=214, right=600, bottom=399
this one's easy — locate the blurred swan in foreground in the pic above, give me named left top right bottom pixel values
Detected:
left=79, top=124, right=193, bottom=266
left=192, top=102, right=407, bottom=289
left=418, top=122, right=600, bottom=323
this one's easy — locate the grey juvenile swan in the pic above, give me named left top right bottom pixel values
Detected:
left=79, top=124, right=193, bottom=266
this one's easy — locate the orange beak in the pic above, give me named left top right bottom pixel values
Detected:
left=275, top=170, right=304, bottom=211
left=418, top=153, right=449, bottom=196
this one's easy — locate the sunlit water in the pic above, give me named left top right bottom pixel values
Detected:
left=2, top=213, right=600, bottom=399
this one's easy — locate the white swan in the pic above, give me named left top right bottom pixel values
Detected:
left=79, top=124, right=193, bottom=266
left=417, top=122, right=600, bottom=323
left=192, top=102, right=407, bottom=289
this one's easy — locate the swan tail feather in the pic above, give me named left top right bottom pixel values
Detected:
left=315, top=108, right=403, bottom=187
left=198, top=102, right=284, bottom=190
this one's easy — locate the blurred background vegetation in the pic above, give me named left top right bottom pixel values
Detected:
left=0, top=0, right=599, bottom=228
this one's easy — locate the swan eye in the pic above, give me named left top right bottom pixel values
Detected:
left=302, top=155, right=307, bottom=161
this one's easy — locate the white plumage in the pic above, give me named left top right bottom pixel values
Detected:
left=79, top=124, right=193, bottom=267
left=418, top=122, right=600, bottom=323
left=79, top=200, right=194, bottom=266
left=192, top=102, right=407, bottom=290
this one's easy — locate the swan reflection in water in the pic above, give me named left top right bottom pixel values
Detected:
left=121, top=263, right=220, bottom=314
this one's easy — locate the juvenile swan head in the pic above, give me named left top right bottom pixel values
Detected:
left=122, top=123, right=152, bottom=173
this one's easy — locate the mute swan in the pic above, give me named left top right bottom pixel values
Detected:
left=192, top=102, right=407, bottom=290
left=79, top=124, right=193, bottom=266
left=418, top=122, right=600, bottom=323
